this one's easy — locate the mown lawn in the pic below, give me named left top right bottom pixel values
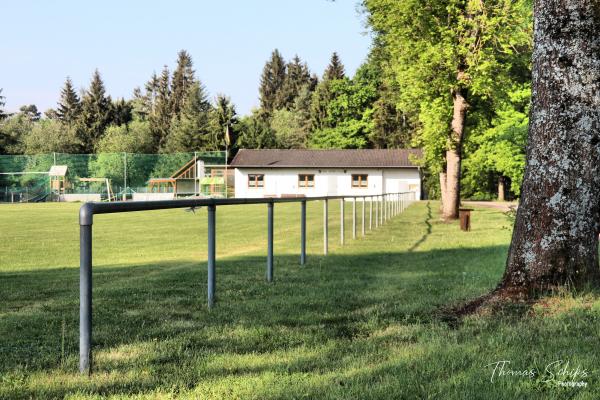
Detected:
left=1, top=201, right=599, bottom=399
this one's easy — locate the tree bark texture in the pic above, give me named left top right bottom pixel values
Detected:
left=442, top=89, right=469, bottom=219
left=498, top=176, right=506, bottom=202
left=498, top=0, right=600, bottom=298
left=439, top=172, right=447, bottom=212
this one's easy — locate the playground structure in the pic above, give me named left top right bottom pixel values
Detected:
left=77, top=178, right=116, bottom=202
left=145, top=156, right=229, bottom=200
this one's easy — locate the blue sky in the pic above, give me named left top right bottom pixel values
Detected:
left=2, top=1, right=372, bottom=116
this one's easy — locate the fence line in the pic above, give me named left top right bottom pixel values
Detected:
left=78, top=192, right=416, bottom=374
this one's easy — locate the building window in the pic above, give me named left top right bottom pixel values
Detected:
left=298, top=174, right=315, bottom=188
left=248, top=174, right=264, bottom=188
left=351, top=174, right=368, bottom=188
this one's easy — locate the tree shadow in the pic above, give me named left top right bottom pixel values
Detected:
left=0, top=238, right=517, bottom=398
left=407, top=201, right=433, bottom=252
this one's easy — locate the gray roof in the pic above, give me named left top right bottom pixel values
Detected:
left=230, top=149, right=422, bottom=168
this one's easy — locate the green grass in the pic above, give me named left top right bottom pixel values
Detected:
left=1, top=201, right=599, bottom=399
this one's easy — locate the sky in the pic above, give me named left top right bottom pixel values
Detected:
left=1, top=1, right=372, bottom=116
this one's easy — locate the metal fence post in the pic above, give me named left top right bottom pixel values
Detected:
left=79, top=222, right=92, bottom=374
left=300, top=200, right=306, bottom=265
left=207, top=204, right=216, bottom=308
left=267, top=202, right=274, bottom=282
left=323, top=199, right=328, bottom=255
left=340, top=199, right=345, bottom=245
left=352, top=197, right=356, bottom=239
left=375, top=196, right=379, bottom=228
left=369, top=196, right=373, bottom=230
left=361, top=197, right=365, bottom=236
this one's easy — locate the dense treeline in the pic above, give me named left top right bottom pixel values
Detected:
left=0, top=49, right=411, bottom=159
left=0, top=0, right=533, bottom=202
left=0, top=51, right=235, bottom=157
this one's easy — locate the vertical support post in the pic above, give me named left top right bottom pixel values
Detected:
left=340, top=198, right=345, bottom=245
left=352, top=197, right=356, bottom=239
left=381, top=195, right=385, bottom=225
left=207, top=204, right=216, bottom=308
left=361, top=197, right=366, bottom=236
left=267, top=202, right=274, bottom=282
left=323, top=199, right=329, bottom=255
left=300, top=200, right=306, bottom=265
left=375, top=196, right=379, bottom=228
left=123, top=152, right=127, bottom=200
left=369, top=196, right=373, bottom=230
left=79, top=224, right=93, bottom=374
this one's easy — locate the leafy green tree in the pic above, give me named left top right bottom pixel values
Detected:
left=309, top=72, right=378, bottom=149
left=237, top=112, right=277, bottom=149
left=0, top=114, right=29, bottom=154
left=270, top=109, right=308, bottom=149
left=18, top=105, right=41, bottom=122
left=56, top=77, right=82, bottom=126
left=23, top=119, right=81, bottom=154
left=95, top=120, right=154, bottom=154
left=170, top=50, right=196, bottom=117
left=258, top=49, right=286, bottom=117
left=463, top=86, right=529, bottom=199
left=323, top=52, right=345, bottom=81
left=92, top=120, right=155, bottom=187
left=80, top=69, right=113, bottom=152
left=364, top=0, right=532, bottom=218
left=162, top=81, right=211, bottom=152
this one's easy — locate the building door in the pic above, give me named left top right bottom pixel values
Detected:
left=327, top=174, right=337, bottom=196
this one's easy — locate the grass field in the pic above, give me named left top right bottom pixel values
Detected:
left=1, top=201, right=599, bottom=399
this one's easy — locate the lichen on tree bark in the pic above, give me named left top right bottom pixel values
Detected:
left=497, top=0, right=600, bottom=298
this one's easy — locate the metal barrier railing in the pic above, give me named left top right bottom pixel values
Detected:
left=77, top=191, right=416, bottom=374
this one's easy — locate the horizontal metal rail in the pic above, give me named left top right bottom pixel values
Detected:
left=78, top=192, right=415, bottom=374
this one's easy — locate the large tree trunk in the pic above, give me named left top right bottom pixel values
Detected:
left=497, top=176, right=506, bottom=202
left=439, top=172, right=447, bottom=212
left=497, top=0, right=600, bottom=299
left=442, top=88, right=469, bottom=219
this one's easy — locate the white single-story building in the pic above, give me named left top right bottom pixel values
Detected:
left=230, top=149, right=423, bottom=199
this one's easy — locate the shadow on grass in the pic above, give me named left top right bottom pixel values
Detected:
left=0, top=236, right=515, bottom=399
left=407, top=201, right=433, bottom=252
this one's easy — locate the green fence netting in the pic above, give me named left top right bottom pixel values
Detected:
left=0, top=152, right=227, bottom=202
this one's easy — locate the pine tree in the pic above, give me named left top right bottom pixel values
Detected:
left=150, top=66, right=172, bottom=151
left=0, top=88, right=5, bottom=120
left=276, top=55, right=313, bottom=110
left=171, top=50, right=196, bottom=117
left=79, top=70, right=113, bottom=152
left=209, top=95, right=237, bottom=150
left=258, top=49, right=286, bottom=117
left=56, top=77, right=82, bottom=126
left=323, top=52, right=345, bottom=81
left=145, top=72, right=160, bottom=115
left=162, top=81, right=211, bottom=152
left=111, top=98, right=133, bottom=126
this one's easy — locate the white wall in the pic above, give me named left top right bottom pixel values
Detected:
left=234, top=168, right=421, bottom=199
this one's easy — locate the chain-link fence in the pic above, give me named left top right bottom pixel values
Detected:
left=0, top=152, right=229, bottom=202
